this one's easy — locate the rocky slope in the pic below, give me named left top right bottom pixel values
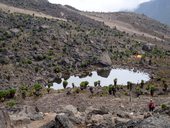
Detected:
left=0, top=1, right=170, bottom=128
left=81, top=12, right=170, bottom=42
left=1, top=0, right=169, bottom=87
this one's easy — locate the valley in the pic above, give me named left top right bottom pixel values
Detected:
left=0, top=0, right=170, bottom=128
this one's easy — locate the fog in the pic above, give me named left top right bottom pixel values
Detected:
left=48, top=0, right=152, bottom=12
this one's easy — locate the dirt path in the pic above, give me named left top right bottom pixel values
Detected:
left=26, top=113, right=56, bottom=128
left=81, top=13, right=163, bottom=41
left=0, top=3, right=67, bottom=21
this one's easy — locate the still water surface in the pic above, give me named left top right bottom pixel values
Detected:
left=53, top=68, right=150, bottom=90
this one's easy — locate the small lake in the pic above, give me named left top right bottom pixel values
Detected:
left=52, top=68, right=150, bottom=90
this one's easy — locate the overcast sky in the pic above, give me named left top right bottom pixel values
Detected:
left=48, top=0, right=152, bottom=12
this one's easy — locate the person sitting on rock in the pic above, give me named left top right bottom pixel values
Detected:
left=148, top=99, right=155, bottom=112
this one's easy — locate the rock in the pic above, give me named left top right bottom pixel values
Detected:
left=63, top=105, right=85, bottom=125
left=142, top=43, right=155, bottom=52
left=91, top=114, right=104, bottom=125
left=10, top=28, right=20, bottom=34
left=55, top=113, right=76, bottom=128
left=30, top=112, right=44, bottom=121
left=0, top=110, right=13, bottom=128
left=11, top=116, right=30, bottom=126
left=85, top=106, right=109, bottom=116
left=114, top=119, right=142, bottom=128
left=139, top=114, right=170, bottom=128
left=116, top=111, right=130, bottom=119
left=144, top=112, right=152, bottom=119
left=40, top=25, right=50, bottom=29
left=115, top=117, right=130, bottom=124
left=85, top=106, right=113, bottom=127
left=99, top=52, right=112, bottom=66
left=115, top=114, right=170, bottom=128
left=64, top=105, right=78, bottom=115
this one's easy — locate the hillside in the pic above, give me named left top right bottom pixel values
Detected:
left=81, top=12, right=170, bottom=42
left=0, top=0, right=170, bottom=128
left=0, top=0, right=170, bottom=87
left=135, top=0, right=170, bottom=26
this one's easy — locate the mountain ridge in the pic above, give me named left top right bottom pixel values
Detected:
left=135, top=0, right=170, bottom=26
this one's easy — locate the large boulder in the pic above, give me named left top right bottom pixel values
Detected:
left=139, top=114, right=170, bottom=128
left=142, top=43, right=155, bottom=52
left=99, top=52, right=112, bottom=66
left=115, top=114, right=170, bottom=128
left=54, top=113, right=76, bottom=128
left=41, top=112, right=77, bottom=128
left=0, top=110, right=13, bottom=128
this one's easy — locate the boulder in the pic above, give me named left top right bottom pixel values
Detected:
left=142, top=43, right=155, bottom=52
left=115, top=117, right=130, bottom=124
left=55, top=113, right=76, bottom=128
left=63, top=105, right=85, bottom=125
left=139, top=114, right=170, bottom=128
left=64, top=105, right=78, bottom=115
left=30, top=112, right=44, bottom=121
left=0, top=110, right=13, bottom=128
left=99, top=52, right=112, bottom=66
left=115, top=114, right=170, bottom=128
left=85, top=106, right=109, bottom=116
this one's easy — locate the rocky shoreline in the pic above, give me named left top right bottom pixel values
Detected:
left=1, top=98, right=170, bottom=128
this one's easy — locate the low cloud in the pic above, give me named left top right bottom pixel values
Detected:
left=48, top=0, right=151, bottom=12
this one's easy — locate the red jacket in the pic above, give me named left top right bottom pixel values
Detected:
left=148, top=102, right=155, bottom=109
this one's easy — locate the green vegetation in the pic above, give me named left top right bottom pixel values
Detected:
left=161, top=104, right=168, bottom=110
left=63, top=80, right=68, bottom=89
left=140, top=80, right=144, bottom=89
left=0, top=88, right=16, bottom=101
left=47, top=83, right=53, bottom=93
left=6, top=100, right=16, bottom=108
left=114, top=78, right=117, bottom=86
left=150, top=85, right=156, bottom=97
left=127, top=81, right=133, bottom=91
left=94, top=81, right=98, bottom=87
left=33, top=83, right=42, bottom=96
left=19, top=85, right=28, bottom=99
left=80, top=81, right=89, bottom=90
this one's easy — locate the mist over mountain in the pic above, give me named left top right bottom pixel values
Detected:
left=135, top=0, right=170, bottom=26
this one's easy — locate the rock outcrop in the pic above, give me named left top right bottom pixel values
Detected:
left=0, top=110, right=13, bottom=128
left=40, top=104, right=170, bottom=128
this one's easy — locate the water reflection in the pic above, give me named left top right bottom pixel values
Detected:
left=52, top=68, right=150, bottom=90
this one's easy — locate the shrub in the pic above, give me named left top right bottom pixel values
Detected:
left=19, top=85, right=28, bottom=99
left=0, top=89, right=16, bottom=101
left=94, top=81, right=98, bottom=87
left=63, top=80, right=68, bottom=89
left=150, top=86, right=156, bottom=96
left=97, top=80, right=101, bottom=86
left=108, top=84, right=113, bottom=95
left=140, top=80, right=144, bottom=89
left=114, top=78, right=117, bottom=86
left=127, top=81, right=133, bottom=91
left=34, top=83, right=42, bottom=92
left=73, top=88, right=80, bottom=94
left=6, top=100, right=16, bottom=108
left=9, top=89, right=16, bottom=98
left=80, top=81, right=89, bottom=89
left=33, top=83, right=42, bottom=96
left=162, top=80, right=168, bottom=92
left=54, top=66, right=61, bottom=73
left=0, top=90, right=7, bottom=101
left=161, top=104, right=168, bottom=110
left=47, top=88, right=51, bottom=94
